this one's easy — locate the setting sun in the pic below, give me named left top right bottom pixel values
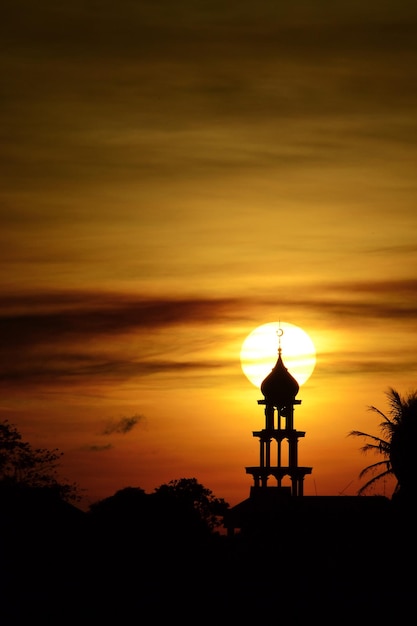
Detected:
left=240, top=322, right=317, bottom=388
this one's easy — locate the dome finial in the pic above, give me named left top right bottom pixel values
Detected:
left=277, top=322, right=284, bottom=355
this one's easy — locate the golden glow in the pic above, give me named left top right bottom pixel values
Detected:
left=240, top=321, right=317, bottom=388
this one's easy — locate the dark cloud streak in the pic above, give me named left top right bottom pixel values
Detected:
left=102, top=415, right=143, bottom=435
left=1, top=280, right=416, bottom=346
left=84, top=444, right=113, bottom=452
left=0, top=293, right=242, bottom=349
left=0, top=353, right=228, bottom=389
left=1, top=281, right=416, bottom=389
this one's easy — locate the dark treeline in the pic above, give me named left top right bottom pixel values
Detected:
left=1, top=408, right=417, bottom=625
left=0, top=478, right=231, bottom=625
left=1, top=479, right=416, bottom=626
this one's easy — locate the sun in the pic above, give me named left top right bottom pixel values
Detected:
left=240, top=321, right=316, bottom=388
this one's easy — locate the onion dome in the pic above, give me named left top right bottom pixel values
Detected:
left=260, top=348, right=299, bottom=407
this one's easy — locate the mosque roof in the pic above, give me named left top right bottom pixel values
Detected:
left=260, top=348, right=299, bottom=406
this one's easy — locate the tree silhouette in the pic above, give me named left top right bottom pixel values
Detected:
left=153, top=477, right=229, bottom=534
left=89, top=478, right=229, bottom=537
left=0, top=419, right=79, bottom=502
left=349, top=387, right=417, bottom=501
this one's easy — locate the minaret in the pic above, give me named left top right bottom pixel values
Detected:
left=224, top=326, right=313, bottom=535
left=245, top=327, right=312, bottom=497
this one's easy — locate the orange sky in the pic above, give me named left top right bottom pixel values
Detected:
left=1, top=2, right=417, bottom=509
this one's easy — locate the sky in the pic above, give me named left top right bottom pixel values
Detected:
left=1, top=1, right=417, bottom=510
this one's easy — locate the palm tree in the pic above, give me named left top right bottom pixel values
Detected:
left=349, top=387, right=417, bottom=500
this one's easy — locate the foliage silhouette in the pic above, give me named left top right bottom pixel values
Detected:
left=349, top=387, right=417, bottom=501
left=0, top=419, right=80, bottom=502
left=88, top=478, right=230, bottom=551
left=1, top=469, right=414, bottom=624
left=153, top=477, right=229, bottom=533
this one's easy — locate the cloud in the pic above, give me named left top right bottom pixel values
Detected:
left=2, top=279, right=417, bottom=342
left=325, top=278, right=417, bottom=296
left=0, top=291, right=241, bottom=349
left=0, top=291, right=245, bottom=387
left=84, top=444, right=113, bottom=452
left=1, top=282, right=416, bottom=390
left=102, top=415, right=143, bottom=435
left=261, top=279, right=417, bottom=322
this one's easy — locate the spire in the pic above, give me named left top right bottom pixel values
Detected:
left=260, top=326, right=299, bottom=408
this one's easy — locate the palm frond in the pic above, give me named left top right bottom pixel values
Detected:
left=357, top=468, right=395, bottom=495
left=348, top=429, right=379, bottom=440
left=367, top=405, right=391, bottom=423
left=359, top=442, right=389, bottom=456
left=348, top=430, right=389, bottom=453
left=358, top=460, right=390, bottom=479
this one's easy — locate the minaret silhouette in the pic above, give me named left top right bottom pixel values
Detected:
left=246, top=327, right=312, bottom=497
left=224, top=326, right=312, bottom=535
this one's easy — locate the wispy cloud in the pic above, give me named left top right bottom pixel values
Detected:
left=1, top=282, right=416, bottom=390
left=102, top=415, right=143, bottom=435
left=0, top=291, right=242, bottom=348
left=84, top=444, right=114, bottom=452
